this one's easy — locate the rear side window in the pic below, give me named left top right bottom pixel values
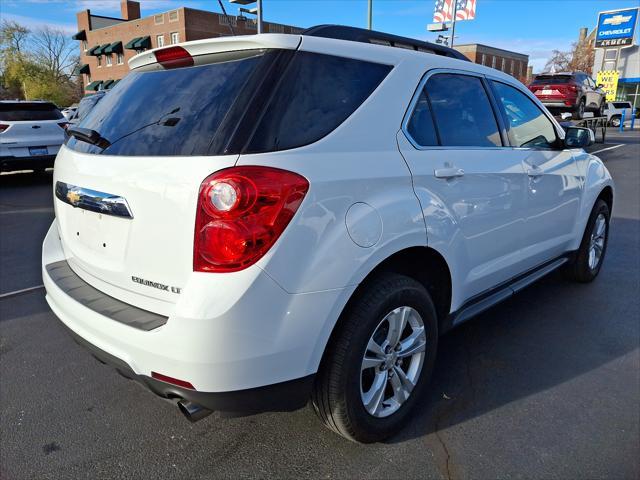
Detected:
left=425, top=73, right=501, bottom=147
left=612, top=102, right=631, bottom=108
left=67, top=50, right=391, bottom=156
left=244, top=52, right=391, bottom=153
left=406, top=90, right=438, bottom=146
left=491, top=81, right=557, bottom=148
left=0, top=102, right=63, bottom=121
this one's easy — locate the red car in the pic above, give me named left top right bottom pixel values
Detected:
left=528, top=72, right=606, bottom=119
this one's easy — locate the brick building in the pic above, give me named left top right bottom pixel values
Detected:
left=73, top=0, right=301, bottom=93
left=453, top=44, right=529, bottom=83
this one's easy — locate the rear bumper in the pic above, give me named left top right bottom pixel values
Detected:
left=0, top=154, right=56, bottom=172
left=42, top=220, right=348, bottom=413
left=61, top=320, right=314, bottom=416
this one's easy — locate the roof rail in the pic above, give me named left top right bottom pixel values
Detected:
left=302, top=25, right=469, bottom=62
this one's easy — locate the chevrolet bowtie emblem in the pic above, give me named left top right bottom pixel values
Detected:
left=66, top=189, right=81, bottom=205
left=603, top=15, right=632, bottom=26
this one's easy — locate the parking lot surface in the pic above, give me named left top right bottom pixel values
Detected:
left=1, top=131, right=638, bottom=479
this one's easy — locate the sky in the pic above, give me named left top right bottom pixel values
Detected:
left=0, top=0, right=636, bottom=72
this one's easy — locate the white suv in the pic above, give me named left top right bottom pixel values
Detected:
left=42, top=26, right=614, bottom=443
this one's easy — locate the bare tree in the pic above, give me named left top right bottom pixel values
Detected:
left=0, top=20, right=30, bottom=55
left=568, top=39, right=595, bottom=74
left=30, top=26, right=78, bottom=81
left=544, top=49, right=572, bottom=73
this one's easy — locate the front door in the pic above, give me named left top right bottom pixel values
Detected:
left=488, top=80, right=582, bottom=269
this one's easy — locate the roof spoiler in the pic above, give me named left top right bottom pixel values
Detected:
left=303, top=25, right=469, bottom=61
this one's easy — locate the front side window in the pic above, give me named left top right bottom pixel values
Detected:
left=424, top=73, right=501, bottom=147
left=491, top=81, right=557, bottom=149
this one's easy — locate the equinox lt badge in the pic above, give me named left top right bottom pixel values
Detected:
left=132, top=276, right=181, bottom=294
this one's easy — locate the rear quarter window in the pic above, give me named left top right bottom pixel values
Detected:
left=0, top=103, right=63, bottom=121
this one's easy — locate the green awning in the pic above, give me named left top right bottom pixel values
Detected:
left=73, top=64, right=90, bottom=75
left=102, top=79, right=114, bottom=89
left=87, top=45, right=100, bottom=56
left=125, top=37, right=142, bottom=49
left=85, top=81, right=103, bottom=91
left=103, top=41, right=123, bottom=54
left=93, top=44, right=111, bottom=55
left=72, top=30, right=86, bottom=41
left=133, top=36, right=151, bottom=49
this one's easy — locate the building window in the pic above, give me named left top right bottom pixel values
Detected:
left=168, top=10, right=179, bottom=22
left=106, top=55, right=112, bottom=67
left=269, top=24, right=285, bottom=34
left=492, top=56, right=496, bottom=68
left=604, top=49, right=617, bottom=61
left=510, top=59, right=514, bottom=75
left=97, top=55, right=102, bottom=67
left=154, top=14, right=164, bottom=25
left=501, top=58, right=506, bottom=71
left=480, top=53, right=486, bottom=65
left=85, top=73, right=91, bottom=84
left=170, top=32, right=179, bottom=44
left=157, top=35, right=165, bottom=47
left=219, top=15, right=237, bottom=27
left=604, top=61, right=616, bottom=71
left=116, top=52, right=124, bottom=64
left=82, top=40, right=88, bottom=51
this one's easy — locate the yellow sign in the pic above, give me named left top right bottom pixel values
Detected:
left=596, top=70, right=620, bottom=102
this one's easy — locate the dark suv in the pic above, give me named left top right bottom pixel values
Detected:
left=528, top=72, right=606, bottom=119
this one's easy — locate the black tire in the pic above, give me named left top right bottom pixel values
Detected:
left=564, top=199, right=610, bottom=283
left=311, top=273, right=438, bottom=443
left=610, top=115, right=621, bottom=127
left=574, top=98, right=586, bottom=120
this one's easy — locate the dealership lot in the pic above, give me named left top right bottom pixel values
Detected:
left=1, top=132, right=638, bottom=479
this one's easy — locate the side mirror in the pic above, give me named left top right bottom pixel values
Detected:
left=564, top=127, right=594, bottom=148
left=560, top=112, right=573, bottom=121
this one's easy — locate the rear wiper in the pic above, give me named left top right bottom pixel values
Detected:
left=66, top=126, right=111, bottom=150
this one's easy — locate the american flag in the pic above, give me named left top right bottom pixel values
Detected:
left=433, top=0, right=476, bottom=23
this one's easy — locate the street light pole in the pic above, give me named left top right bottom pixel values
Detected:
left=367, top=0, right=373, bottom=30
left=257, top=0, right=263, bottom=34
left=449, top=0, right=458, bottom=47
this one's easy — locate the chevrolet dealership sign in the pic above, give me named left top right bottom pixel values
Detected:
left=595, top=8, right=639, bottom=48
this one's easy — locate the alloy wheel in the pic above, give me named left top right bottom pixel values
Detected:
left=588, top=213, right=607, bottom=270
left=360, top=306, right=426, bottom=418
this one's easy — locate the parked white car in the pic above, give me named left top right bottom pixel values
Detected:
left=604, top=101, right=634, bottom=127
left=0, top=101, right=67, bottom=173
left=42, top=26, right=614, bottom=443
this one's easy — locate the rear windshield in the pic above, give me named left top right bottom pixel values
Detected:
left=532, top=76, right=572, bottom=85
left=76, top=93, right=105, bottom=122
left=0, top=102, right=63, bottom=121
left=66, top=49, right=391, bottom=156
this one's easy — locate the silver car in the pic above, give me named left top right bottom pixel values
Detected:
left=0, top=101, right=67, bottom=173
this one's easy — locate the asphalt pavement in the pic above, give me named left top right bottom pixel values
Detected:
left=1, top=132, right=638, bottom=479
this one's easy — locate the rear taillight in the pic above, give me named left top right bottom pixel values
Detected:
left=57, top=122, right=68, bottom=130
left=194, top=166, right=309, bottom=273
left=151, top=372, right=195, bottom=390
left=0, top=123, right=9, bottom=133
left=154, top=46, right=194, bottom=69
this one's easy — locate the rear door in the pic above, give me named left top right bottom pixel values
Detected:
left=398, top=71, right=528, bottom=302
left=489, top=79, right=582, bottom=267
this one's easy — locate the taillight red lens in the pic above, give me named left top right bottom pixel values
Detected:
left=154, top=46, right=194, bottom=69
left=194, top=166, right=309, bottom=273
left=0, top=123, right=9, bottom=133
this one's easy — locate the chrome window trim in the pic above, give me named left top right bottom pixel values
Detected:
left=401, top=67, right=565, bottom=151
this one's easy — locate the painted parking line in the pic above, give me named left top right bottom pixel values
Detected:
left=590, top=144, right=624, bottom=155
left=0, top=285, right=45, bottom=299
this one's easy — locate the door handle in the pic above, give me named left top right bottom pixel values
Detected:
left=434, top=167, right=465, bottom=179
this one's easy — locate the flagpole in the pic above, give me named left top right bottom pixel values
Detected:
left=449, top=0, right=458, bottom=47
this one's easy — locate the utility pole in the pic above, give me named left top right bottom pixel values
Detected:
left=367, top=0, right=373, bottom=30
left=257, top=0, right=263, bottom=34
left=449, top=0, right=458, bottom=47
left=230, top=0, right=262, bottom=34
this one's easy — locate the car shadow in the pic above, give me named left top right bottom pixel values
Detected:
left=389, top=216, right=639, bottom=443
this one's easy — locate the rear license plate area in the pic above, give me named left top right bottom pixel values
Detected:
left=29, top=146, right=48, bottom=156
